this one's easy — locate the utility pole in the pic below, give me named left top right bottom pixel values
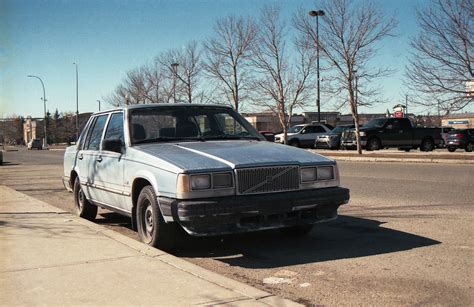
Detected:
left=309, top=10, right=325, bottom=123
left=171, top=63, right=179, bottom=103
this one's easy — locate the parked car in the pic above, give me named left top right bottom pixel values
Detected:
left=63, top=104, right=350, bottom=250
left=315, top=124, right=355, bottom=150
left=341, top=117, right=442, bottom=151
left=446, top=129, right=474, bottom=152
left=274, top=123, right=333, bottom=148
left=27, top=139, right=42, bottom=150
left=438, top=127, right=454, bottom=148
left=259, top=130, right=276, bottom=142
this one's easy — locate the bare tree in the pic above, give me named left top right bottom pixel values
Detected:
left=252, top=5, right=316, bottom=144
left=203, top=15, right=257, bottom=111
left=295, top=0, right=397, bottom=154
left=405, top=0, right=473, bottom=114
left=160, top=41, right=202, bottom=103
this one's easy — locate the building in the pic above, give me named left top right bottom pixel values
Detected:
left=441, top=113, right=474, bottom=129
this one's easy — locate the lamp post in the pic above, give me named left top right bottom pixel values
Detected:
left=73, top=62, right=79, bottom=141
left=27, top=75, right=48, bottom=149
left=97, top=100, right=101, bottom=111
left=309, top=9, right=325, bottom=123
left=171, top=63, right=179, bottom=103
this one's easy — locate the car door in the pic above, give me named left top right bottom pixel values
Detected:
left=78, top=114, right=109, bottom=202
left=299, top=126, right=317, bottom=147
left=92, top=112, right=129, bottom=212
left=382, top=119, right=401, bottom=146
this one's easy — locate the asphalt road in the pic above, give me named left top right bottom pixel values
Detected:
left=1, top=148, right=473, bottom=306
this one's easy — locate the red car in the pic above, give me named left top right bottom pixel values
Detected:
left=446, top=129, right=474, bottom=152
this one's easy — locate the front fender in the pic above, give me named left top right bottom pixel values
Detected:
left=131, top=169, right=177, bottom=222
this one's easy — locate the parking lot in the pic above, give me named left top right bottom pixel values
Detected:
left=1, top=147, right=473, bottom=305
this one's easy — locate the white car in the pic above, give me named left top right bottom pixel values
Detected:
left=63, top=104, right=350, bottom=250
left=274, top=123, right=333, bottom=147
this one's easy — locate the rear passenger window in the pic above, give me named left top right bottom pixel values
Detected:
left=84, top=115, right=108, bottom=150
left=314, top=126, right=326, bottom=133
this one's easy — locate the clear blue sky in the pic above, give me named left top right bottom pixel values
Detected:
left=2, top=0, right=454, bottom=119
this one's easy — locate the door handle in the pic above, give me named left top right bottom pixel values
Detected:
left=96, top=156, right=103, bottom=163
left=78, top=153, right=83, bottom=160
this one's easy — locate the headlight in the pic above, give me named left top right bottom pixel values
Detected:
left=178, top=172, right=234, bottom=192
left=301, top=167, right=317, bottom=182
left=359, top=131, right=366, bottom=137
left=318, top=166, right=335, bottom=180
left=213, top=173, right=233, bottom=188
left=190, top=174, right=211, bottom=190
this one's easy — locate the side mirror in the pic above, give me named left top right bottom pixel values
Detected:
left=102, top=139, right=123, bottom=154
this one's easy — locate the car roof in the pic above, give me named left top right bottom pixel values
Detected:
left=91, top=103, right=233, bottom=115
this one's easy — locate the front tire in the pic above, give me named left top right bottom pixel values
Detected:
left=73, top=178, right=97, bottom=221
left=366, top=138, right=381, bottom=151
left=136, top=186, right=179, bottom=250
left=288, top=140, right=299, bottom=147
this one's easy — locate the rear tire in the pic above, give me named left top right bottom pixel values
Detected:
left=420, top=138, right=435, bottom=152
left=447, top=146, right=456, bottom=152
left=136, top=186, right=180, bottom=250
left=465, top=142, right=473, bottom=152
left=73, top=178, right=97, bottom=221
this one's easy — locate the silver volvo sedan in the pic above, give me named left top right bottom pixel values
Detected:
left=63, top=104, right=350, bottom=250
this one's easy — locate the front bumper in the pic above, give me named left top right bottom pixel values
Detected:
left=341, top=138, right=367, bottom=148
left=159, top=187, right=350, bottom=236
left=315, top=138, right=339, bottom=149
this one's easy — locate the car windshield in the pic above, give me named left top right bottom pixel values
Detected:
left=130, top=106, right=261, bottom=145
left=288, top=125, right=304, bottom=133
left=363, top=118, right=387, bottom=129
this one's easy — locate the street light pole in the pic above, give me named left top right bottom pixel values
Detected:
left=97, top=100, right=101, bottom=111
left=73, top=62, right=79, bottom=141
left=171, top=63, right=179, bottom=103
left=309, top=10, right=325, bottom=123
left=27, top=75, right=48, bottom=149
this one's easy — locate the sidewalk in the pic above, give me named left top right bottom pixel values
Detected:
left=310, top=149, right=474, bottom=164
left=0, top=186, right=299, bottom=306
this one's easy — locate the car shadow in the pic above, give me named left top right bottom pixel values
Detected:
left=95, top=212, right=134, bottom=230
left=173, top=215, right=441, bottom=268
left=0, top=162, right=20, bottom=166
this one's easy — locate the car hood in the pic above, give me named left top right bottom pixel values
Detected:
left=275, top=132, right=298, bottom=138
left=319, top=132, right=340, bottom=137
left=136, top=140, right=334, bottom=172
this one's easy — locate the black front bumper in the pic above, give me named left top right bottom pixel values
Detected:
left=159, top=187, right=350, bottom=236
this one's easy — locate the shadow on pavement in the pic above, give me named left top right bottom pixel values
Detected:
left=173, top=215, right=441, bottom=268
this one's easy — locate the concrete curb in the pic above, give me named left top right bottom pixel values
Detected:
left=308, top=149, right=474, bottom=164
left=2, top=186, right=300, bottom=306
left=324, top=156, right=474, bottom=164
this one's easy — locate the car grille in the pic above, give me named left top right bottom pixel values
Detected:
left=236, top=165, right=300, bottom=195
left=342, top=130, right=356, bottom=141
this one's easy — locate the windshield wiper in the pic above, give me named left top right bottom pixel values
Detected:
left=203, top=135, right=260, bottom=141
left=134, top=137, right=204, bottom=145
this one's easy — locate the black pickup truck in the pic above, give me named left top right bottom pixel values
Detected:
left=341, top=117, right=442, bottom=151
